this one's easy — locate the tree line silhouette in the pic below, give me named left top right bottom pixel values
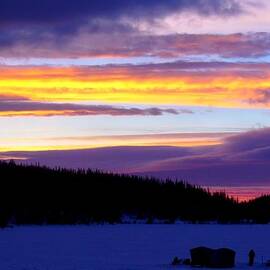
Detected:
left=0, top=160, right=269, bottom=227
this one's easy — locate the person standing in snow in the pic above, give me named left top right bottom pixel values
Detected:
left=248, top=249, right=255, bottom=266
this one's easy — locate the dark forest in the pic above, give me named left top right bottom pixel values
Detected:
left=0, top=161, right=269, bottom=227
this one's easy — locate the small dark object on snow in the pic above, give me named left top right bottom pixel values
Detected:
left=172, top=256, right=181, bottom=265
left=248, top=250, right=255, bottom=266
left=190, top=246, right=235, bottom=268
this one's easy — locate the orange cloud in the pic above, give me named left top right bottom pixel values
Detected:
left=1, top=63, right=270, bottom=108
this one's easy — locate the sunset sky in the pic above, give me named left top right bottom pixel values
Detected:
left=2, top=0, right=270, bottom=199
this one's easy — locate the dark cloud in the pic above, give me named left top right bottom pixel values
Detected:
left=0, top=0, right=243, bottom=54
left=0, top=0, right=241, bottom=25
left=0, top=100, right=190, bottom=117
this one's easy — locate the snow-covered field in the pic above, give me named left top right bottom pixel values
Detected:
left=4, top=224, right=270, bottom=270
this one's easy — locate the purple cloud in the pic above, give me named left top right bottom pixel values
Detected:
left=0, top=100, right=189, bottom=117
left=136, top=129, right=270, bottom=186
left=0, top=0, right=251, bottom=59
left=2, top=32, right=270, bottom=59
left=0, top=0, right=242, bottom=56
left=5, top=128, right=270, bottom=188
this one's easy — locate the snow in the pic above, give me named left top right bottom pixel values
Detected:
left=3, top=224, right=270, bottom=270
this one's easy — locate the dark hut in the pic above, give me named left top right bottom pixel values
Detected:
left=190, top=247, right=213, bottom=267
left=190, top=247, right=235, bottom=268
left=211, top=248, right=235, bottom=268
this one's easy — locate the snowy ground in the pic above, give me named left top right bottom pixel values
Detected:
left=3, top=224, right=270, bottom=270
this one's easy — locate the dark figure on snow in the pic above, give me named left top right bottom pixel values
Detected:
left=248, top=249, right=255, bottom=266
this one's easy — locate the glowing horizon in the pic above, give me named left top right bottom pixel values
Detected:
left=0, top=132, right=227, bottom=152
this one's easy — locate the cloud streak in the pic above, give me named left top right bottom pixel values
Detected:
left=1, top=62, right=270, bottom=108
left=0, top=100, right=187, bottom=117
left=2, top=32, right=270, bottom=59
